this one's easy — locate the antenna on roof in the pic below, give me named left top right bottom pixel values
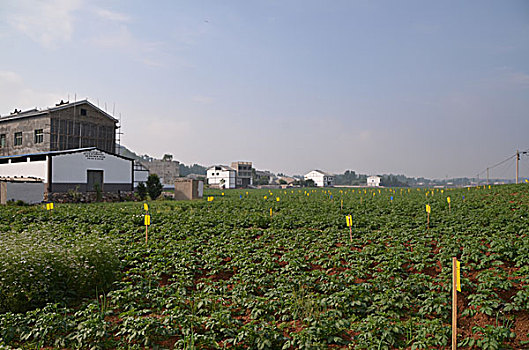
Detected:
left=116, top=112, right=123, bottom=155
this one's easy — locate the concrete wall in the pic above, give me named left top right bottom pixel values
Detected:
left=174, top=179, right=204, bottom=200
left=0, top=114, right=50, bottom=157
left=139, top=159, right=180, bottom=186
left=0, top=182, right=44, bottom=204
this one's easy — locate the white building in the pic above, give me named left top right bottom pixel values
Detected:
left=133, top=162, right=149, bottom=188
left=206, top=165, right=236, bottom=189
left=304, top=170, right=334, bottom=187
left=367, top=175, right=381, bottom=187
left=0, top=147, right=134, bottom=193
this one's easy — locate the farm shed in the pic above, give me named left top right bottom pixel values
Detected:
left=0, top=147, right=133, bottom=193
left=0, top=177, right=44, bottom=204
left=174, top=178, right=204, bottom=200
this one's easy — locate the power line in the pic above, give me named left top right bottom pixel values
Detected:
left=476, top=148, right=529, bottom=183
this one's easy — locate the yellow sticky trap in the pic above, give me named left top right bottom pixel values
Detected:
left=456, top=260, right=461, bottom=292
left=270, top=208, right=272, bottom=217
left=447, top=197, right=451, bottom=204
left=143, top=203, right=148, bottom=211
left=46, top=203, right=54, bottom=210
left=207, top=196, right=214, bottom=202
left=264, top=196, right=267, bottom=200
left=346, top=215, right=353, bottom=227
left=426, top=204, right=431, bottom=214
left=222, top=192, right=224, bottom=196
left=144, top=214, right=151, bottom=226
left=276, top=197, right=280, bottom=202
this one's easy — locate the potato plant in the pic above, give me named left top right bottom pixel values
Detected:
left=0, top=185, right=527, bottom=349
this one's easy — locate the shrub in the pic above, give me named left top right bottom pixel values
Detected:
left=136, top=182, right=147, bottom=200
left=0, top=231, right=120, bottom=313
left=146, top=174, right=163, bottom=200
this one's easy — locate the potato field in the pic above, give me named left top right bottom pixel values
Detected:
left=0, top=184, right=528, bottom=349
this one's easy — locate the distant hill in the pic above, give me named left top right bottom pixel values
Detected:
left=115, top=144, right=141, bottom=160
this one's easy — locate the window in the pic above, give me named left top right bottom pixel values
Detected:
left=34, top=129, right=43, bottom=143
left=0, top=134, right=5, bottom=148
left=80, top=108, right=87, bottom=116
left=14, top=132, right=22, bottom=146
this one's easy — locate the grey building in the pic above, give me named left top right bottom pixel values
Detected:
left=138, top=154, right=180, bottom=187
left=231, top=161, right=253, bottom=188
left=0, top=100, right=118, bottom=157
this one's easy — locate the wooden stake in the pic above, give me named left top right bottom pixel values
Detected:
left=427, top=212, right=430, bottom=230
left=452, top=257, right=457, bottom=350
left=145, top=225, right=148, bottom=244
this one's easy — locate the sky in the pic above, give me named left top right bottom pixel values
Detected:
left=0, top=0, right=528, bottom=179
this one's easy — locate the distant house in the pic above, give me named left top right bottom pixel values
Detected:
left=206, top=165, right=236, bottom=189
left=231, top=161, right=253, bottom=188
left=367, top=176, right=381, bottom=187
left=138, top=154, right=180, bottom=188
left=277, top=176, right=296, bottom=185
left=304, top=170, right=334, bottom=187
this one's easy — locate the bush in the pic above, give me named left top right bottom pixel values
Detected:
left=136, top=182, right=147, bottom=200
left=146, top=174, right=163, bottom=200
left=0, top=231, right=120, bottom=313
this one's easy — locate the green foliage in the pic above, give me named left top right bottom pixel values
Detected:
left=136, top=182, right=147, bottom=200
left=94, top=183, right=103, bottom=202
left=146, top=174, right=163, bottom=200
left=0, top=231, right=119, bottom=313
left=0, top=184, right=527, bottom=348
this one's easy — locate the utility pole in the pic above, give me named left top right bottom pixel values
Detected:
left=486, top=168, right=489, bottom=185
left=516, top=150, right=520, bottom=184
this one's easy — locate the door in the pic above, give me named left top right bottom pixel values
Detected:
left=87, top=170, right=104, bottom=192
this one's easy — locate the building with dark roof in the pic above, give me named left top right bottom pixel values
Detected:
left=0, top=99, right=118, bottom=157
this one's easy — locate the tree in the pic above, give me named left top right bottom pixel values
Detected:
left=146, top=174, right=163, bottom=200
left=136, top=182, right=147, bottom=200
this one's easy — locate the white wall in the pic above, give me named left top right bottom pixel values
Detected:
left=134, top=169, right=149, bottom=187
left=207, top=168, right=236, bottom=188
left=52, top=150, right=132, bottom=183
left=367, top=176, right=381, bottom=187
left=0, top=159, right=47, bottom=181
left=198, top=181, right=204, bottom=197
left=304, top=171, right=324, bottom=187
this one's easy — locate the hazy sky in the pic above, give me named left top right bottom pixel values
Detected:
left=1, top=0, right=528, bottom=179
